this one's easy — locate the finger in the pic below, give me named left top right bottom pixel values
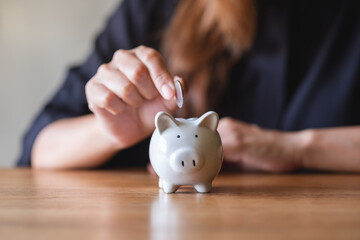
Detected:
left=133, top=46, right=175, bottom=100
left=97, top=65, right=144, bottom=108
left=111, top=50, right=158, bottom=100
left=86, top=81, right=126, bottom=115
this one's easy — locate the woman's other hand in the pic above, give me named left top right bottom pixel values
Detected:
left=218, top=117, right=309, bottom=172
left=85, top=46, right=178, bottom=150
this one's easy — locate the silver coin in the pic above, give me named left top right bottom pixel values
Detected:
left=174, top=76, right=184, bottom=108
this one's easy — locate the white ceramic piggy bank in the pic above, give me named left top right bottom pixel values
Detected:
left=149, top=111, right=223, bottom=193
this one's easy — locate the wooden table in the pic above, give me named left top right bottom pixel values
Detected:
left=0, top=169, right=359, bottom=240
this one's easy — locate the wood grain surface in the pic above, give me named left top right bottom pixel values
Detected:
left=0, top=169, right=359, bottom=240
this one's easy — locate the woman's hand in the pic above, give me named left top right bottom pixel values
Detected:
left=218, top=117, right=308, bottom=172
left=85, top=46, right=178, bottom=150
left=33, top=45, right=178, bottom=169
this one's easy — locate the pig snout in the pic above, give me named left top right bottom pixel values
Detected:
left=170, top=148, right=204, bottom=173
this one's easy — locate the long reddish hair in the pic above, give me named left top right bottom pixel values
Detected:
left=162, top=0, right=256, bottom=116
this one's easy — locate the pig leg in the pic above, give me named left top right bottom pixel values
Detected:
left=162, top=181, right=180, bottom=193
left=194, top=182, right=212, bottom=193
left=158, top=178, right=163, bottom=188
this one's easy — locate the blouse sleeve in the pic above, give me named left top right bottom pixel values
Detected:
left=17, top=0, right=176, bottom=166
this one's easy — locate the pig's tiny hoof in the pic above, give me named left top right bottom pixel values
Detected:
left=163, top=183, right=179, bottom=193
left=194, top=183, right=212, bottom=193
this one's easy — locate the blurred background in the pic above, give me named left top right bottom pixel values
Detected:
left=0, top=0, right=120, bottom=166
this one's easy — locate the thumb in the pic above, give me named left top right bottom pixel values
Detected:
left=162, top=95, right=178, bottom=114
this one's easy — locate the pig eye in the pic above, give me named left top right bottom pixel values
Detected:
left=177, top=135, right=180, bottom=138
left=195, top=134, right=198, bottom=138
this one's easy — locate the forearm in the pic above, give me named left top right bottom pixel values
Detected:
left=32, top=114, right=119, bottom=169
left=218, top=118, right=360, bottom=173
left=300, top=126, right=360, bottom=172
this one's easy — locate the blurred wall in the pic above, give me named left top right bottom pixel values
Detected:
left=0, top=0, right=120, bottom=166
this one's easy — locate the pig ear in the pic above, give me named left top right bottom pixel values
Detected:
left=196, top=111, right=219, bottom=132
left=155, top=111, right=179, bottom=135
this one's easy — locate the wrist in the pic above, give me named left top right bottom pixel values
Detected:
left=91, top=116, right=124, bottom=153
left=273, top=129, right=313, bottom=170
left=292, top=129, right=317, bottom=169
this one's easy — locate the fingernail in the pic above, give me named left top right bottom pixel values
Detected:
left=161, top=84, right=174, bottom=99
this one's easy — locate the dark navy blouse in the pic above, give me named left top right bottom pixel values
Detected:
left=17, top=0, right=360, bottom=167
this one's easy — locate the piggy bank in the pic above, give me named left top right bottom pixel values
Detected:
left=149, top=111, right=223, bottom=193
